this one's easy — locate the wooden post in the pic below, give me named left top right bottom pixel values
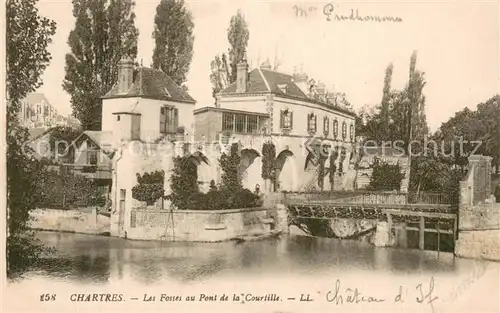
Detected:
left=419, top=216, right=425, bottom=250
left=386, top=213, right=393, bottom=244
left=436, top=221, right=440, bottom=258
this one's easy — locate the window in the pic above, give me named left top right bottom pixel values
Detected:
left=350, top=124, right=354, bottom=142
left=222, top=113, right=234, bottom=132
left=160, top=106, right=178, bottom=134
left=247, top=115, right=258, bottom=133
left=87, top=150, right=98, bottom=165
left=333, top=119, right=339, bottom=138
left=323, top=116, right=329, bottom=135
left=222, top=112, right=262, bottom=134
left=235, top=114, right=246, bottom=133
left=278, top=84, right=288, bottom=94
left=280, top=109, right=293, bottom=129
left=117, top=115, right=120, bottom=121
left=342, top=121, right=347, bottom=140
left=307, top=113, right=317, bottom=133
left=131, top=115, right=141, bottom=140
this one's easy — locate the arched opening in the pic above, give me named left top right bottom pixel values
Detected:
left=238, top=148, right=262, bottom=191
left=275, top=149, right=298, bottom=192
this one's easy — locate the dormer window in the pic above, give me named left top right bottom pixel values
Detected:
left=280, top=109, right=293, bottom=129
left=333, top=119, right=339, bottom=138
left=323, top=116, right=329, bottom=136
left=307, top=113, right=317, bottom=133
left=278, top=84, right=288, bottom=94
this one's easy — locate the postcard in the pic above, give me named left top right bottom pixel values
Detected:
left=1, top=0, right=499, bottom=312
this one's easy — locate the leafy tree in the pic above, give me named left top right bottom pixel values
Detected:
left=152, top=0, right=194, bottom=86
left=367, top=160, right=405, bottom=191
left=227, top=10, right=250, bottom=83
left=209, top=10, right=249, bottom=98
left=166, top=156, right=199, bottom=210
left=6, top=0, right=56, bottom=278
left=132, top=170, right=165, bottom=206
left=63, top=0, right=139, bottom=130
left=220, top=143, right=242, bottom=192
left=380, top=63, right=393, bottom=130
left=209, top=53, right=230, bottom=101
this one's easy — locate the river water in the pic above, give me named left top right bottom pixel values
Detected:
left=5, top=231, right=499, bottom=313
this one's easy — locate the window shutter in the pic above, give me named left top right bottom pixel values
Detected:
left=280, top=110, right=284, bottom=128
left=174, top=108, right=179, bottom=130
left=314, top=115, right=317, bottom=132
left=290, top=111, right=293, bottom=129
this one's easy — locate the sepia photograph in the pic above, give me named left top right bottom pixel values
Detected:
left=1, top=0, right=499, bottom=312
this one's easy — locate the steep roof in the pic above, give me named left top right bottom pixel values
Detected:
left=23, top=93, right=50, bottom=105
left=219, top=68, right=355, bottom=117
left=102, top=67, right=196, bottom=104
left=73, top=131, right=115, bottom=154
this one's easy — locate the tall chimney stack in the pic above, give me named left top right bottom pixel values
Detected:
left=118, top=56, right=134, bottom=94
left=236, top=51, right=249, bottom=93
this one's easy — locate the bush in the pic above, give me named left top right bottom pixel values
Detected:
left=132, top=170, right=165, bottom=206
left=368, top=160, right=405, bottom=191
left=495, top=184, right=500, bottom=203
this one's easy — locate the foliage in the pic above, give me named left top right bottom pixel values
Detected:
left=152, top=0, right=194, bottom=86
left=209, top=10, right=249, bottom=99
left=178, top=188, right=261, bottom=211
left=35, top=169, right=105, bottom=208
left=227, top=10, right=250, bottom=83
left=329, top=148, right=338, bottom=190
left=495, top=184, right=500, bottom=203
left=132, top=170, right=165, bottom=206
left=367, top=160, right=405, bottom=191
left=209, top=53, right=230, bottom=100
left=63, top=0, right=139, bottom=130
left=261, top=141, right=276, bottom=181
left=356, top=52, right=429, bottom=145
left=220, top=143, right=242, bottom=192
left=166, top=156, right=198, bottom=210
left=436, top=95, right=500, bottom=173
left=6, top=0, right=57, bottom=279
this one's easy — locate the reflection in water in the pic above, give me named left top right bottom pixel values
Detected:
left=26, top=231, right=470, bottom=285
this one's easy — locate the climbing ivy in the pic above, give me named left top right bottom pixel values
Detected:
left=219, top=143, right=242, bottom=192
left=261, top=141, right=276, bottom=180
left=166, top=156, right=199, bottom=210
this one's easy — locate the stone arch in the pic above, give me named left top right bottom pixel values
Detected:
left=238, top=148, right=262, bottom=191
left=275, top=149, right=298, bottom=192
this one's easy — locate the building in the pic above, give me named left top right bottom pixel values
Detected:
left=18, top=93, right=79, bottom=129
left=194, top=56, right=358, bottom=192
left=101, top=57, right=196, bottom=145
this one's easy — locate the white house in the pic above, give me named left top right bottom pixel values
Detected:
left=101, top=57, right=196, bottom=145
left=194, top=56, right=358, bottom=192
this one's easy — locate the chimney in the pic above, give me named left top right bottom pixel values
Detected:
left=292, top=64, right=309, bottom=95
left=260, top=58, right=272, bottom=70
left=118, top=56, right=134, bottom=94
left=314, top=81, right=326, bottom=101
left=236, top=51, right=248, bottom=93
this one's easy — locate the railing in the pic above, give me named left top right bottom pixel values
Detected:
left=283, top=190, right=458, bottom=206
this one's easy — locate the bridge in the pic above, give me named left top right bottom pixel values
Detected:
left=281, top=190, right=459, bottom=252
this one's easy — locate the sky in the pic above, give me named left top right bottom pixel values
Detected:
left=36, top=0, right=499, bottom=131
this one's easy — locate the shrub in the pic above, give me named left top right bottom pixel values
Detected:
left=166, top=156, right=198, bottom=210
left=132, top=170, right=165, bottom=206
left=495, top=184, right=500, bottom=203
left=368, top=160, right=405, bottom=191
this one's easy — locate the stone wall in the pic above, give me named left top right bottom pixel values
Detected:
left=29, top=208, right=110, bottom=235
left=125, top=207, right=288, bottom=242
left=456, top=154, right=500, bottom=261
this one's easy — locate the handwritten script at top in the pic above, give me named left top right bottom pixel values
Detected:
left=293, top=3, right=403, bottom=23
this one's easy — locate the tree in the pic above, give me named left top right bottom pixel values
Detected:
left=220, top=143, right=242, bottom=192
left=166, top=156, right=199, bottom=210
left=209, top=53, right=230, bottom=101
left=6, top=0, right=56, bottom=278
left=152, top=0, right=194, bottom=86
left=63, top=0, right=139, bottom=130
left=380, top=63, right=393, bottom=130
left=132, top=170, right=165, bottom=206
left=227, top=10, right=250, bottom=83
left=367, top=160, right=405, bottom=191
